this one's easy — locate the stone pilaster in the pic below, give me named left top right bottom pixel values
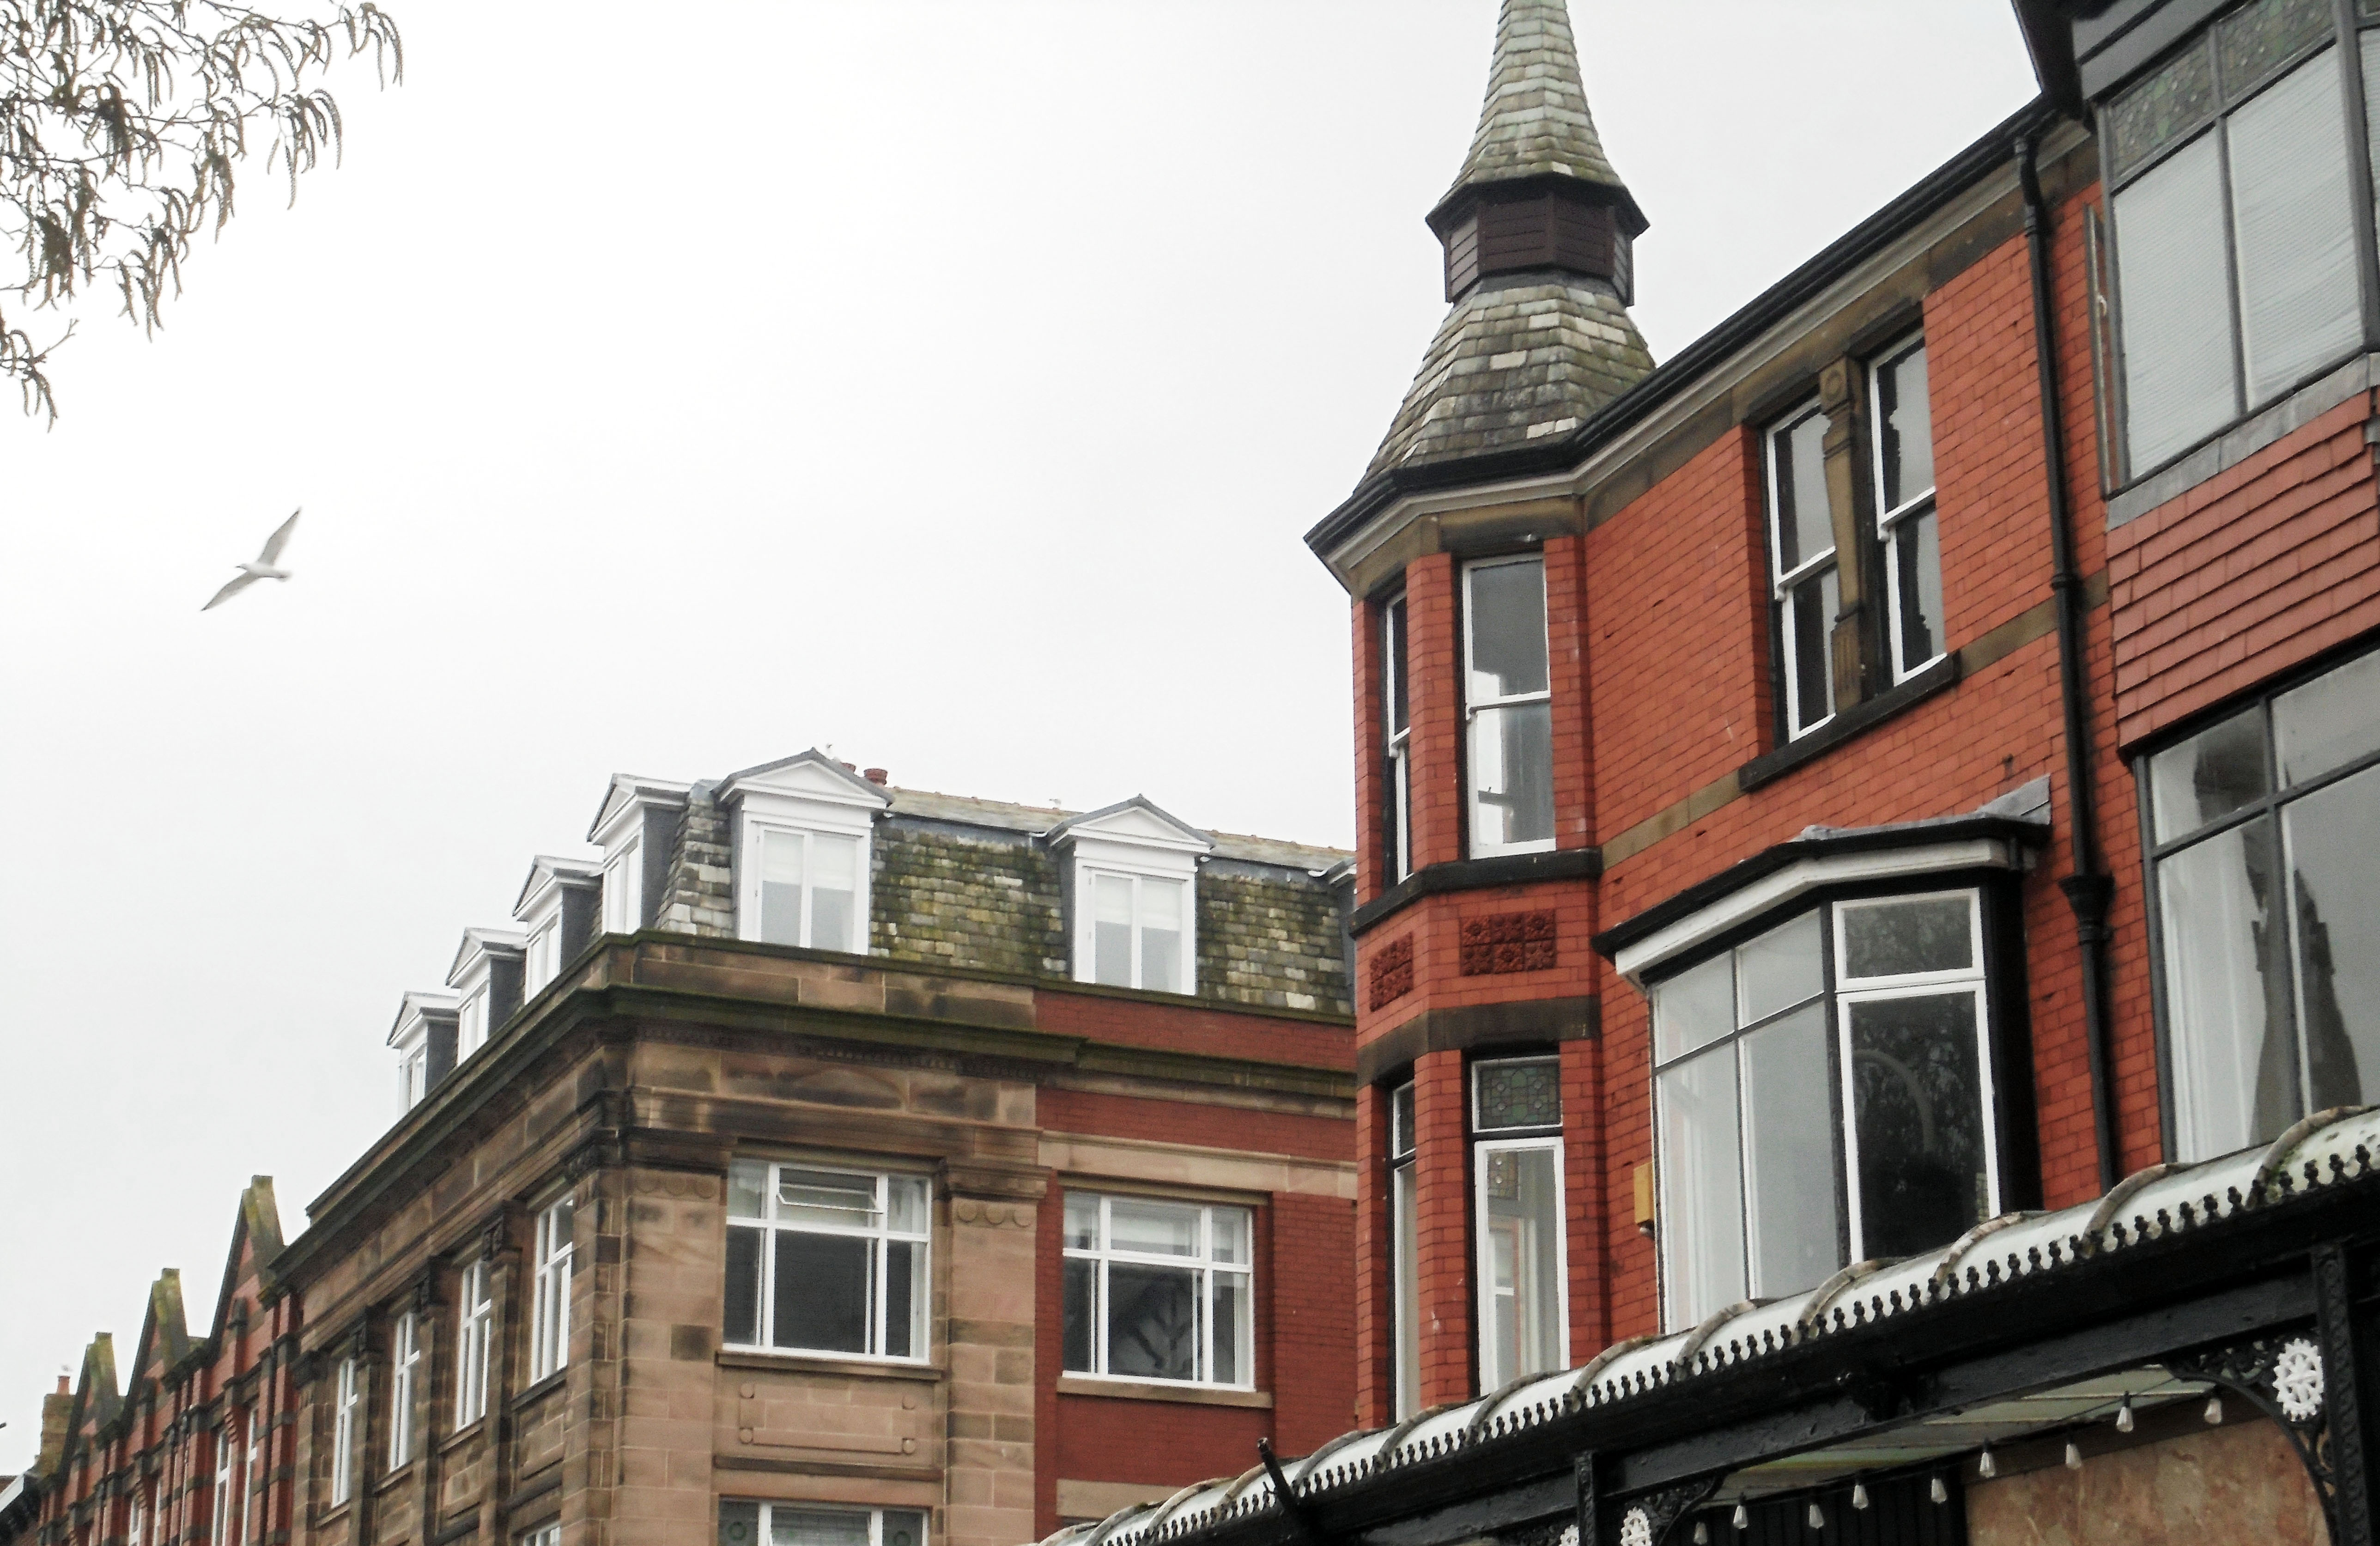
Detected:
left=940, top=1160, right=1046, bottom=1546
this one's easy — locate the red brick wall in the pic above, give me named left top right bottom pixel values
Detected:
left=1407, top=555, right=1464, bottom=871
left=2107, top=396, right=2380, bottom=750
left=1353, top=1082, right=1394, bottom=1428
left=1354, top=591, right=1390, bottom=904
left=1548, top=533, right=1596, bottom=850
left=1411, top=1050, right=1473, bottom=1406
left=1268, top=1193, right=1358, bottom=1449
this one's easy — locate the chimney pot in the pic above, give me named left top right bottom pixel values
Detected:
left=56, top=1375, right=69, bottom=1394
left=864, top=768, right=889, bottom=785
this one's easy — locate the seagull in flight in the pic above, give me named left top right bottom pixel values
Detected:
left=202, top=509, right=301, bottom=611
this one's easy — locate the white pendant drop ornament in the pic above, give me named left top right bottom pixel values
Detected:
left=1694, top=1524, right=1710, bottom=1546
left=1851, top=1483, right=1870, bottom=1512
left=2064, top=1441, right=2083, bottom=1471
left=1807, top=1503, right=1824, bottom=1530
left=1733, top=1504, right=1749, bottom=1531
left=2116, top=1399, right=2134, bottom=1434
left=1619, top=1509, right=1653, bottom=1546
left=2205, top=1394, right=2226, bottom=1425
left=2274, top=1338, right=2327, bottom=1422
left=1978, top=1447, right=1997, bottom=1479
left=1930, top=1477, right=1949, bottom=1505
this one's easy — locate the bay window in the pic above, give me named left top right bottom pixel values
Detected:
left=1384, top=592, right=1412, bottom=882
left=1085, top=870, right=1190, bottom=993
left=747, top=826, right=864, bottom=954
left=719, top=1503, right=925, bottom=1546
left=725, top=1161, right=929, bottom=1360
left=1766, top=403, right=1838, bottom=739
left=1389, top=1082, right=1419, bottom=1419
left=1652, top=890, right=2001, bottom=1329
left=2148, top=646, right=2380, bottom=1161
left=1464, top=555, right=1554, bottom=856
left=1062, top=1193, right=1253, bottom=1388
left=1471, top=1057, right=1565, bottom=1388
left=2103, top=0, right=2375, bottom=477
left=455, top=1258, right=492, bottom=1428
left=530, top=1196, right=573, bottom=1382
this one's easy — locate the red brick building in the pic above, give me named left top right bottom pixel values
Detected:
left=1042, top=3, right=2380, bottom=1546
left=5, top=757, right=1360, bottom=1546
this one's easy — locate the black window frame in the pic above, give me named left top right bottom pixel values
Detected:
left=2096, top=0, right=2380, bottom=487
left=1642, top=875, right=2037, bottom=1331
left=2138, top=636, right=2380, bottom=1163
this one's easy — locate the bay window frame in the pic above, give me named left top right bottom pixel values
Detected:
left=1648, top=883, right=2022, bottom=1331
left=1383, top=592, right=1413, bottom=883
left=1461, top=554, right=1556, bottom=859
left=1388, top=1081, right=1419, bottom=1420
left=2098, top=0, right=2380, bottom=486
left=1469, top=1056, right=1567, bottom=1390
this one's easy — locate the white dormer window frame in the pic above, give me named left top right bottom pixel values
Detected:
left=446, top=930, right=521, bottom=1062
left=601, top=837, right=642, bottom=934
left=456, top=990, right=488, bottom=1059
left=1053, top=799, right=1213, bottom=997
left=720, top=754, right=890, bottom=957
left=389, top=991, right=456, bottom=1116
left=398, top=1044, right=429, bottom=1111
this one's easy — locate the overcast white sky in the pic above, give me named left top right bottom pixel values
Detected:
left=0, top=0, right=2037, bottom=1469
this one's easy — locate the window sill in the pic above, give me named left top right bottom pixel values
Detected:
left=1055, top=1376, right=1272, bottom=1408
left=1350, top=846, right=1603, bottom=937
left=1737, top=653, right=1961, bottom=793
left=510, top=1371, right=566, bottom=1411
left=437, top=1421, right=485, bottom=1455
left=374, top=1461, right=419, bottom=1495
left=716, top=1349, right=945, bottom=1383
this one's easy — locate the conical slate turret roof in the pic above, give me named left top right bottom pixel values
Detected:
left=1368, top=0, right=1653, bottom=478
left=1441, top=0, right=1628, bottom=208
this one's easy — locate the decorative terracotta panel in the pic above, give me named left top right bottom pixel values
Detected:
left=1369, top=935, right=1415, bottom=1010
left=1458, top=910, right=1556, bottom=976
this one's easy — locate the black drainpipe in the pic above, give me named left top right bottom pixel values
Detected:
left=2017, top=132, right=2119, bottom=1195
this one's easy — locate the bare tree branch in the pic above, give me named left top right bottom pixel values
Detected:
left=0, top=0, right=401, bottom=420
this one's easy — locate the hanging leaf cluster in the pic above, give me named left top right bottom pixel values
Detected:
left=0, top=0, right=402, bottom=420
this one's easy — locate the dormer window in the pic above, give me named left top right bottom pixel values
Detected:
left=446, top=930, right=525, bottom=1061
left=1087, top=870, right=1189, bottom=992
left=388, top=991, right=457, bottom=1115
left=718, top=750, right=889, bottom=957
left=399, top=1045, right=429, bottom=1110
left=1048, top=797, right=1213, bottom=996
left=514, top=857, right=601, bottom=993
left=587, top=774, right=690, bottom=936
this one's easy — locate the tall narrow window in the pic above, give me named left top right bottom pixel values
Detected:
left=1463, top=556, right=1554, bottom=857
left=388, top=1310, right=420, bottom=1468
left=2106, top=0, right=2363, bottom=474
left=456, top=1259, right=493, bottom=1428
left=128, top=1488, right=143, bottom=1546
left=1651, top=892, right=1999, bottom=1328
left=1062, top=1193, right=1253, bottom=1388
left=751, top=828, right=864, bottom=953
left=601, top=836, right=641, bottom=933
left=1388, top=1082, right=1419, bottom=1420
left=399, top=1046, right=430, bottom=1112
left=241, top=1410, right=259, bottom=1544
left=718, top=1503, right=925, bottom=1546
left=724, top=1162, right=929, bottom=1359
left=1471, top=1058, right=1565, bottom=1388
left=1765, top=404, right=1837, bottom=739
left=2148, top=647, right=2380, bottom=1160
left=1871, top=338, right=1942, bottom=680
left=330, top=1360, right=358, bottom=1507
left=530, top=1196, right=574, bottom=1382
left=212, top=1420, right=235, bottom=1544
left=1086, top=870, right=1191, bottom=993
left=1383, top=593, right=1413, bottom=882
